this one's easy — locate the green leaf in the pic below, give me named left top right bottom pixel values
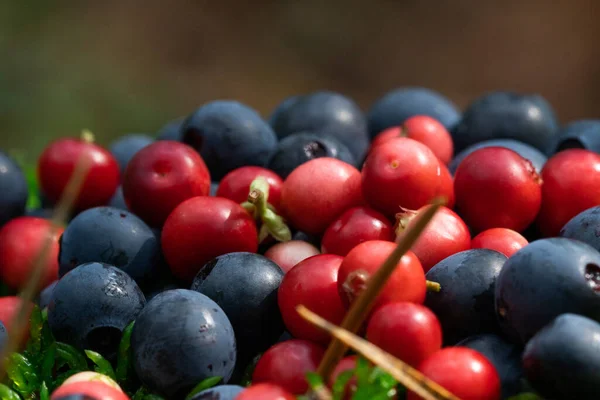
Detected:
left=506, top=394, right=544, bottom=400
left=55, top=342, right=88, bottom=371
left=144, top=395, right=166, bottom=400
left=6, top=352, right=39, bottom=397
left=84, top=350, right=116, bottom=380
left=24, top=305, right=44, bottom=364
left=40, top=342, right=56, bottom=387
left=116, top=321, right=135, bottom=384
left=331, top=370, right=354, bottom=400
left=0, top=383, right=22, bottom=400
left=306, top=372, right=325, bottom=390
left=40, top=381, right=50, bottom=400
left=354, top=357, right=370, bottom=388
left=185, top=376, right=222, bottom=399
left=240, top=354, right=262, bottom=387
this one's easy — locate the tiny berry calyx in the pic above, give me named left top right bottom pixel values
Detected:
left=341, top=269, right=370, bottom=305
left=241, top=177, right=291, bottom=243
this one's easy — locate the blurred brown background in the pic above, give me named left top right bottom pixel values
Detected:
left=2, top=0, right=600, bottom=159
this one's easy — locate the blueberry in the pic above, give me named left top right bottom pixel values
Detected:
left=292, top=231, right=321, bottom=248
left=267, top=132, right=357, bottom=178
left=157, top=116, right=185, bottom=141
left=191, top=252, right=284, bottom=360
left=495, top=238, right=600, bottom=344
left=132, top=289, right=236, bottom=398
left=457, top=333, right=525, bottom=398
left=449, top=139, right=547, bottom=175
left=108, top=186, right=128, bottom=211
left=523, top=313, right=600, bottom=400
left=0, top=321, right=7, bottom=351
left=210, top=182, right=219, bottom=196
left=452, top=91, right=559, bottom=155
left=38, top=280, right=58, bottom=309
left=48, top=262, right=145, bottom=357
left=560, top=206, right=600, bottom=251
left=269, top=91, right=369, bottom=160
left=0, top=151, right=28, bottom=227
left=25, top=208, right=54, bottom=220
left=367, top=87, right=461, bottom=138
left=109, top=134, right=154, bottom=175
left=553, top=119, right=600, bottom=153
left=189, top=384, right=245, bottom=400
left=181, top=101, right=278, bottom=181
left=58, top=206, right=162, bottom=288
left=425, top=249, right=507, bottom=344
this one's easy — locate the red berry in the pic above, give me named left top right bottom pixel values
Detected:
left=372, top=116, right=453, bottom=164
left=328, top=356, right=358, bottom=399
left=123, top=141, right=210, bottom=227
left=0, top=217, right=63, bottom=291
left=278, top=254, right=346, bottom=344
left=362, top=138, right=442, bottom=217
left=38, top=137, right=120, bottom=211
left=337, top=240, right=426, bottom=310
left=161, top=196, right=258, bottom=282
left=253, top=339, right=325, bottom=395
left=454, top=147, right=542, bottom=233
left=366, top=302, right=442, bottom=367
left=395, top=205, right=470, bottom=272
left=236, top=383, right=295, bottom=400
left=321, top=206, right=394, bottom=256
left=407, top=347, right=501, bottom=400
left=217, top=166, right=283, bottom=210
left=0, top=296, right=34, bottom=344
left=280, top=158, right=363, bottom=235
left=51, top=380, right=129, bottom=400
left=536, top=149, right=600, bottom=237
left=264, top=240, right=320, bottom=274
left=437, top=163, right=455, bottom=209
left=471, top=228, right=529, bottom=258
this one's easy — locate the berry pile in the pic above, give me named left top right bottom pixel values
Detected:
left=0, top=88, right=599, bottom=400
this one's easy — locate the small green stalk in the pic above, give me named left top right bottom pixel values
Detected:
left=241, top=177, right=291, bottom=243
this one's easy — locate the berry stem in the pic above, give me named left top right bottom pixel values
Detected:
left=80, top=129, right=95, bottom=143
left=313, top=197, right=446, bottom=381
left=426, top=281, right=441, bottom=292
left=242, top=177, right=291, bottom=242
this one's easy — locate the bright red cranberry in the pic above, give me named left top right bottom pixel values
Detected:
left=367, top=302, right=442, bottom=367
left=236, top=383, right=296, bottom=400
left=38, top=137, right=120, bottom=211
left=0, top=217, right=63, bottom=291
left=407, top=347, right=501, bottom=400
left=253, top=339, right=325, bottom=395
left=328, top=356, right=358, bottom=399
left=454, top=147, right=542, bottom=233
left=264, top=240, right=320, bottom=274
left=536, top=149, right=600, bottom=237
left=280, top=158, right=363, bottom=235
left=471, top=228, right=529, bottom=258
left=321, top=206, right=394, bottom=256
left=216, top=166, right=283, bottom=210
left=123, top=141, right=210, bottom=227
left=278, top=254, right=346, bottom=344
left=437, top=163, right=455, bottom=209
left=0, top=296, right=34, bottom=344
left=161, top=196, right=257, bottom=282
left=51, top=380, right=128, bottom=400
left=372, top=116, right=453, bottom=164
left=337, top=240, right=426, bottom=311
left=395, top=205, right=470, bottom=272
left=362, top=138, right=442, bottom=217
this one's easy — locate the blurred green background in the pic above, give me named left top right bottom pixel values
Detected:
left=2, top=0, right=600, bottom=164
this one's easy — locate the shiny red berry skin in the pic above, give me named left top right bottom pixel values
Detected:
left=367, top=302, right=442, bottom=367
left=280, top=158, right=363, bottom=235
left=0, top=217, right=63, bottom=291
left=253, top=339, right=325, bottom=395
left=536, top=149, right=600, bottom=237
left=337, top=240, right=426, bottom=311
left=236, top=383, right=295, bottom=400
left=321, top=206, right=394, bottom=256
left=0, top=296, right=34, bottom=344
left=278, top=254, right=346, bottom=344
left=395, top=205, right=470, bottom=272
left=123, top=141, right=210, bottom=227
left=264, top=240, right=320, bottom=274
left=407, top=347, right=501, bottom=400
left=217, top=166, right=283, bottom=210
left=161, top=196, right=258, bottom=282
left=38, top=138, right=120, bottom=211
left=454, top=147, right=542, bottom=233
left=372, top=116, right=453, bottom=164
left=362, top=138, right=442, bottom=217
left=437, top=163, right=455, bottom=209
left=471, top=228, right=529, bottom=258
left=51, top=380, right=128, bottom=400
